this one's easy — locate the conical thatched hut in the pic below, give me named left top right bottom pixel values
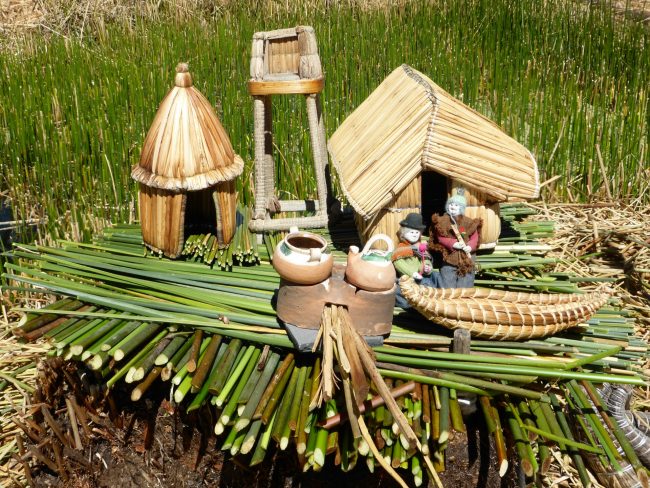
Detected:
left=328, top=65, right=539, bottom=249
left=132, top=63, right=244, bottom=258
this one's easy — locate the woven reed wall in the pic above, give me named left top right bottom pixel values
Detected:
left=355, top=177, right=421, bottom=248
left=213, top=180, right=237, bottom=245
left=448, top=180, right=501, bottom=248
left=138, top=182, right=237, bottom=258
left=268, top=37, right=300, bottom=75
left=139, top=184, right=185, bottom=258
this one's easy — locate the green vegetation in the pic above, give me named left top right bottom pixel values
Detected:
left=0, top=0, right=647, bottom=242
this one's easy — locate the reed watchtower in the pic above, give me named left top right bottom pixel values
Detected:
left=247, top=26, right=329, bottom=232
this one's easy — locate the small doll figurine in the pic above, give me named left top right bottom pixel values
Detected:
left=392, top=213, right=441, bottom=308
left=429, top=191, right=482, bottom=288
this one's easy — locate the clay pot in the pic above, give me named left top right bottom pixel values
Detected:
left=272, top=227, right=333, bottom=285
left=345, top=234, right=396, bottom=292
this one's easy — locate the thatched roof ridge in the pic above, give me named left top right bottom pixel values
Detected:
left=132, top=63, right=244, bottom=191
left=328, top=65, right=539, bottom=220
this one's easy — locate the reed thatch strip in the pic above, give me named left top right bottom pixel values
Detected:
left=399, top=277, right=611, bottom=340
left=402, top=283, right=609, bottom=305
left=328, top=65, right=539, bottom=221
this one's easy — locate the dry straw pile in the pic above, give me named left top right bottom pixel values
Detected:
left=532, top=202, right=650, bottom=328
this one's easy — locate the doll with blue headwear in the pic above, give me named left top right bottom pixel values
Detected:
left=429, top=190, right=482, bottom=288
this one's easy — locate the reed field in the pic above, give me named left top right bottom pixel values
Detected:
left=0, top=0, right=648, bottom=243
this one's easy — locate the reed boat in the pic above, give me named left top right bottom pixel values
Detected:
left=399, top=276, right=612, bottom=340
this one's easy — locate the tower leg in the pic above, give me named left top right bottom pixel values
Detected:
left=306, top=93, right=328, bottom=217
left=252, top=95, right=267, bottom=220
left=263, top=95, right=278, bottom=213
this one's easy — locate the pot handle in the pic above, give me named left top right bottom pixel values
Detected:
left=361, top=234, right=395, bottom=256
left=309, top=248, right=322, bottom=262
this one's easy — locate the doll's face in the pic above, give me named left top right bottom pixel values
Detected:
left=447, top=202, right=462, bottom=217
left=402, top=227, right=421, bottom=244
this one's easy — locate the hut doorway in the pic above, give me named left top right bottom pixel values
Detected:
left=184, top=190, right=217, bottom=236
left=421, top=171, right=447, bottom=230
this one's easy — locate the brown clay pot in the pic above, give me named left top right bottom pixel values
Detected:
left=272, top=227, right=333, bottom=285
left=345, top=234, right=396, bottom=292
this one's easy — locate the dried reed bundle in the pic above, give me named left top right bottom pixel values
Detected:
left=530, top=202, right=650, bottom=329
left=132, top=63, right=243, bottom=191
left=399, top=277, right=611, bottom=340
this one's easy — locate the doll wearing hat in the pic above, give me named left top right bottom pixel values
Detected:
left=392, top=213, right=441, bottom=308
left=429, top=191, right=482, bottom=288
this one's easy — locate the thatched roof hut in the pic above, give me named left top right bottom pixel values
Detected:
left=132, top=63, right=244, bottom=258
left=328, top=65, right=539, bottom=248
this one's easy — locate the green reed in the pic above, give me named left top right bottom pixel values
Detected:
left=0, top=0, right=647, bottom=243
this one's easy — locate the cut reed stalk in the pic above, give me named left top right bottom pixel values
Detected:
left=259, top=355, right=295, bottom=424
left=234, top=352, right=281, bottom=432
left=209, top=338, right=243, bottom=395
left=479, top=397, right=508, bottom=477
left=186, top=330, right=203, bottom=373
left=191, top=334, right=223, bottom=393
left=218, top=348, right=260, bottom=424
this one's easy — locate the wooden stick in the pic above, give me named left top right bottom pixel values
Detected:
left=51, top=439, right=68, bottom=481
left=340, top=307, right=369, bottom=402
left=190, top=334, right=222, bottom=392
left=253, top=353, right=294, bottom=421
left=64, top=398, right=82, bottom=450
left=68, top=395, right=92, bottom=438
left=595, top=144, right=613, bottom=200
left=40, top=406, right=69, bottom=448
left=28, top=445, right=58, bottom=473
left=321, top=306, right=335, bottom=403
left=480, top=396, right=508, bottom=477
left=320, top=381, right=416, bottom=429
left=12, top=418, right=42, bottom=444
left=131, top=366, right=163, bottom=402
left=357, top=415, right=408, bottom=488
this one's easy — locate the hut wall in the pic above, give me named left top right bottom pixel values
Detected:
left=448, top=180, right=501, bottom=249
left=213, top=180, right=237, bottom=245
left=355, top=176, right=421, bottom=249
left=139, top=184, right=185, bottom=258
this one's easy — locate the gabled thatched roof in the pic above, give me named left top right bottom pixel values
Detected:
left=328, top=65, right=539, bottom=219
left=132, top=63, right=244, bottom=191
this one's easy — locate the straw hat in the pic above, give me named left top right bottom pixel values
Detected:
left=132, top=63, right=244, bottom=192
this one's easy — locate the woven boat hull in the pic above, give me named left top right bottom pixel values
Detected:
left=399, top=277, right=611, bottom=340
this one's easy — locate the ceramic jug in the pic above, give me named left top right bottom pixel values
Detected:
left=345, top=234, right=396, bottom=292
left=272, top=227, right=333, bottom=285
